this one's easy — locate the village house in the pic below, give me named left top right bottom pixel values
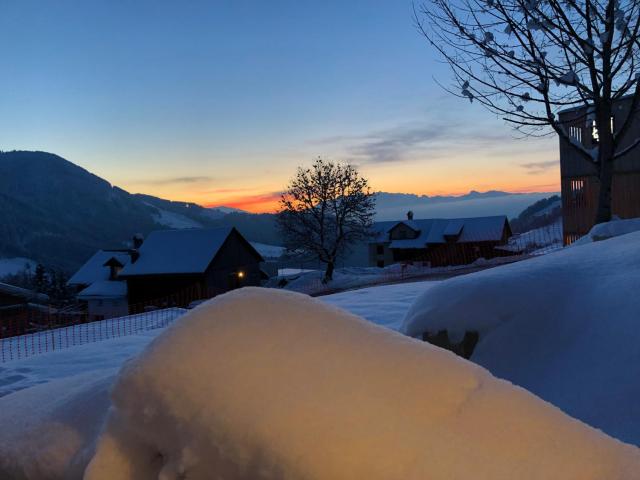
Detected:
left=67, top=249, right=132, bottom=319
left=118, top=227, right=264, bottom=310
left=559, top=96, right=640, bottom=244
left=369, top=212, right=513, bottom=267
left=0, top=282, right=50, bottom=337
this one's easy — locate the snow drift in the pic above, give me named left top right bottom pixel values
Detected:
left=80, top=288, right=640, bottom=479
left=403, top=229, right=640, bottom=445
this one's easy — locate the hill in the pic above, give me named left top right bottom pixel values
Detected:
left=0, top=151, right=277, bottom=271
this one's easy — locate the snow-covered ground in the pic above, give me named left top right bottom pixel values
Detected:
left=403, top=227, right=640, bottom=446
left=0, top=257, right=36, bottom=278
left=2, top=220, right=640, bottom=478
left=3, top=288, right=640, bottom=479
left=322, top=280, right=439, bottom=331
left=0, top=330, right=160, bottom=398
left=271, top=258, right=518, bottom=296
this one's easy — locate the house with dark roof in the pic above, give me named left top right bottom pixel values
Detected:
left=68, top=249, right=131, bottom=319
left=0, top=282, right=50, bottom=336
left=369, top=212, right=513, bottom=267
left=119, top=227, right=264, bottom=309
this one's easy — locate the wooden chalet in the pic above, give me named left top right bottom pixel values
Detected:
left=118, top=227, right=264, bottom=309
left=559, top=96, right=640, bottom=244
left=369, top=212, right=513, bottom=267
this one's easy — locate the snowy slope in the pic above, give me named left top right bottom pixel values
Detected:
left=149, top=206, right=204, bottom=229
left=403, top=228, right=640, bottom=445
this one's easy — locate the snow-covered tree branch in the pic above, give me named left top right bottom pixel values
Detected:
left=415, top=0, right=640, bottom=222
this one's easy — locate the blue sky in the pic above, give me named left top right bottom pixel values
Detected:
left=0, top=0, right=558, bottom=211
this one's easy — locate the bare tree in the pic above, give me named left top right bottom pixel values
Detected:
left=278, top=158, right=375, bottom=283
left=415, top=0, right=640, bottom=223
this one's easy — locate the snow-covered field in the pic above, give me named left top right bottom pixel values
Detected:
left=1, top=220, right=640, bottom=478
left=271, top=257, right=519, bottom=296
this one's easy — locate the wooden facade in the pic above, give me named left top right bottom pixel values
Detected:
left=559, top=97, right=640, bottom=244
left=124, top=228, right=263, bottom=308
left=369, top=216, right=513, bottom=268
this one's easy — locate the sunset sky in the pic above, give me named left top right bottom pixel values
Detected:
left=0, top=0, right=559, bottom=213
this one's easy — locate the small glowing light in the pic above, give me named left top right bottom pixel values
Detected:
left=237, top=271, right=245, bottom=279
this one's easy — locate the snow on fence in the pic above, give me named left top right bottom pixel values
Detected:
left=0, top=308, right=186, bottom=363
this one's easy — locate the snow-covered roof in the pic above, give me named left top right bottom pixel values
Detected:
left=373, top=216, right=509, bottom=247
left=0, top=282, right=49, bottom=303
left=386, top=220, right=422, bottom=232
left=68, top=250, right=131, bottom=286
left=119, top=227, right=261, bottom=276
left=77, top=280, right=127, bottom=299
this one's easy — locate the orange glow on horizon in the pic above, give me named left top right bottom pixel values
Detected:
left=206, top=191, right=283, bottom=213
left=201, top=182, right=560, bottom=214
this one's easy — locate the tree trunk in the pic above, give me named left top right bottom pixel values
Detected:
left=594, top=107, right=615, bottom=225
left=595, top=158, right=614, bottom=225
left=323, top=261, right=335, bottom=284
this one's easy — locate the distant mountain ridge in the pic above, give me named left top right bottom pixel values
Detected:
left=0, top=151, right=276, bottom=271
left=0, top=150, right=558, bottom=272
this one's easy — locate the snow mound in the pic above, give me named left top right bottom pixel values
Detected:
left=572, top=217, right=640, bottom=245
left=0, top=371, right=114, bottom=479
left=84, top=288, right=640, bottom=479
left=402, top=229, right=640, bottom=445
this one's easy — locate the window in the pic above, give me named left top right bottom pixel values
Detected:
left=376, top=245, right=384, bottom=255
left=570, top=125, right=582, bottom=143
left=570, top=179, right=586, bottom=207
left=590, top=116, right=614, bottom=144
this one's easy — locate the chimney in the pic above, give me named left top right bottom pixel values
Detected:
left=407, top=210, right=414, bottom=221
left=130, top=234, right=143, bottom=263
left=133, top=233, right=144, bottom=249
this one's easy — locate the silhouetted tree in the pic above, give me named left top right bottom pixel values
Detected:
left=416, top=0, right=640, bottom=223
left=278, top=158, right=375, bottom=283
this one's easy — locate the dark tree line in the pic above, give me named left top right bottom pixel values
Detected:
left=1, top=263, right=74, bottom=306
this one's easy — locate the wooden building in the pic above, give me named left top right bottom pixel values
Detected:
left=369, top=213, right=513, bottom=267
left=559, top=97, right=640, bottom=244
left=0, top=282, right=50, bottom=337
left=119, top=227, right=264, bottom=309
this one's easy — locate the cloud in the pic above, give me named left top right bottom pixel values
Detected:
left=520, top=160, right=558, bottom=174
left=314, top=120, right=515, bottom=165
left=138, top=176, right=213, bottom=186
left=348, top=124, right=449, bottom=164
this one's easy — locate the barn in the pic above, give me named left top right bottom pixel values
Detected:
left=369, top=213, right=513, bottom=267
left=559, top=96, right=640, bottom=244
left=119, top=227, right=264, bottom=310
